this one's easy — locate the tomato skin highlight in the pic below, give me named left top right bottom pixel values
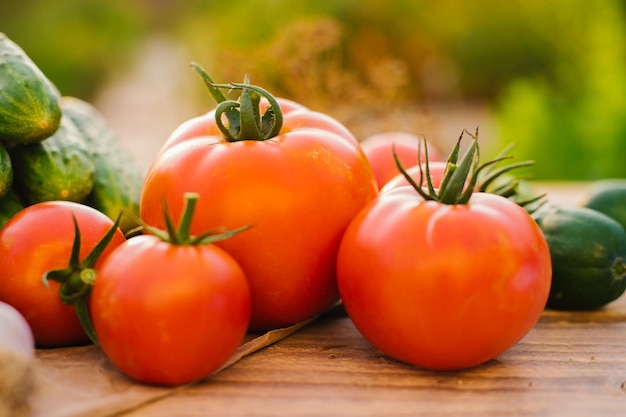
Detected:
left=336, top=188, right=552, bottom=370
left=0, top=201, right=126, bottom=348
left=91, top=235, right=251, bottom=386
left=381, top=161, right=449, bottom=193
left=141, top=102, right=377, bottom=331
left=360, top=132, right=441, bottom=188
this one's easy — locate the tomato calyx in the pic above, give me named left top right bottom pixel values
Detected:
left=142, top=192, right=251, bottom=245
left=393, top=128, right=484, bottom=204
left=394, top=128, right=545, bottom=210
left=42, top=213, right=123, bottom=345
left=477, top=142, right=546, bottom=212
left=191, top=62, right=283, bottom=142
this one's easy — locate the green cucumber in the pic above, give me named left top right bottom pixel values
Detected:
left=0, top=141, right=12, bottom=198
left=535, top=204, right=626, bottom=310
left=0, top=188, right=23, bottom=229
left=10, top=114, right=95, bottom=204
left=61, top=96, right=143, bottom=234
left=0, top=33, right=62, bottom=144
left=580, top=179, right=626, bottom=231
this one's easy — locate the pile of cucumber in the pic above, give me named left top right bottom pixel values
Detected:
left=0, top=33, right=143, bottom=234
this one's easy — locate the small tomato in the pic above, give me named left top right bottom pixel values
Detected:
left=91, top=194, right=251, bottom=386
left=381, top=161, right=449, bottom=193
left=360, top=132, right=441, bottom=188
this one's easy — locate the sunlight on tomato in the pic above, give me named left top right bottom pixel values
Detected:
left=360, top=132, right=441, bottom=188
left=380, top=161, right=449, bottom=193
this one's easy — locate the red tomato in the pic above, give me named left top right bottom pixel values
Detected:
left=360, top=132, right=441, bottom=188
left=91, top=234, right=251, bottom=386
left=336, top=187, right=551, bottom=370
left=140, top=78, right=378, bottom=331
left=380, top=161, right=449, bottom=193
left=0, top=202, right=126, bottom=347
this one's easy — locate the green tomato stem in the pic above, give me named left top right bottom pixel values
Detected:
left=190, top=61, right=228, bottom=103
left=439, top=138, right=478, bottom=204
left=177, top=192, right=199, bottom=242
left=145, top=193, right=251, bottom=246
left=75, top=298, right=99, bottom=346
left=196, top=68, right=283, bottom=141
left=215, top=80, right=283, bottom=141
left=394, top=129, right=480, bottom=205
left=80, top=268, right=97, bottom=286
left=41, top=212, right=124, bottom=346
left=393, top=128, right=545, bottom=209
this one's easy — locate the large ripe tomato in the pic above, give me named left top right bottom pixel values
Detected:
left=336, top=137, right=552, bottom=370
left=360, top=132, right=441, bottom=188
left=0, top=201, right=126, bottom=347
left=90, top=198, right=251, bottom=386
left=140, top=68, right=378, bottom=331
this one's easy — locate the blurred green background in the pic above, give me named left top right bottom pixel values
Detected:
left=1, top=0, right=625, bottom=179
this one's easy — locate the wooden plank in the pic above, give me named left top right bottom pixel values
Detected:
left=119, top=299, right=626, bottom=417
left=28, top=316, right=323, bottom=417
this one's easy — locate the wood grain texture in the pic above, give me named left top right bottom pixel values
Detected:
left=118, top=299, right=626, bottom=417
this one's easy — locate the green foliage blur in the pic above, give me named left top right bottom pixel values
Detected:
left=494, top=1, right=626, bottom=180
left=1, top=0, right=625, bottom=180
left=0, top=0, right=150, bottom=98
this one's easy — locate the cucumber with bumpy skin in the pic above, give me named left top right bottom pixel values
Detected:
left=10, top=114, right=95, bottom=204
left=0, top=142, right=12, bottom=199
left=580, top=179, right=626, bottom=231
left=61, top=96, right=143, bottom=234
left=0, top=188, right=23, bottom=229
left=0, top=33, right=62, bottom=144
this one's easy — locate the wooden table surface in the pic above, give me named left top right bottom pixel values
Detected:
left=27, top=182, right=626, bottom=417
left=136, top=303, right=626, bottom=417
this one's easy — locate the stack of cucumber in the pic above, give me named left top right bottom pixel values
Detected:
left=0, top=33, right=143, bottom=234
